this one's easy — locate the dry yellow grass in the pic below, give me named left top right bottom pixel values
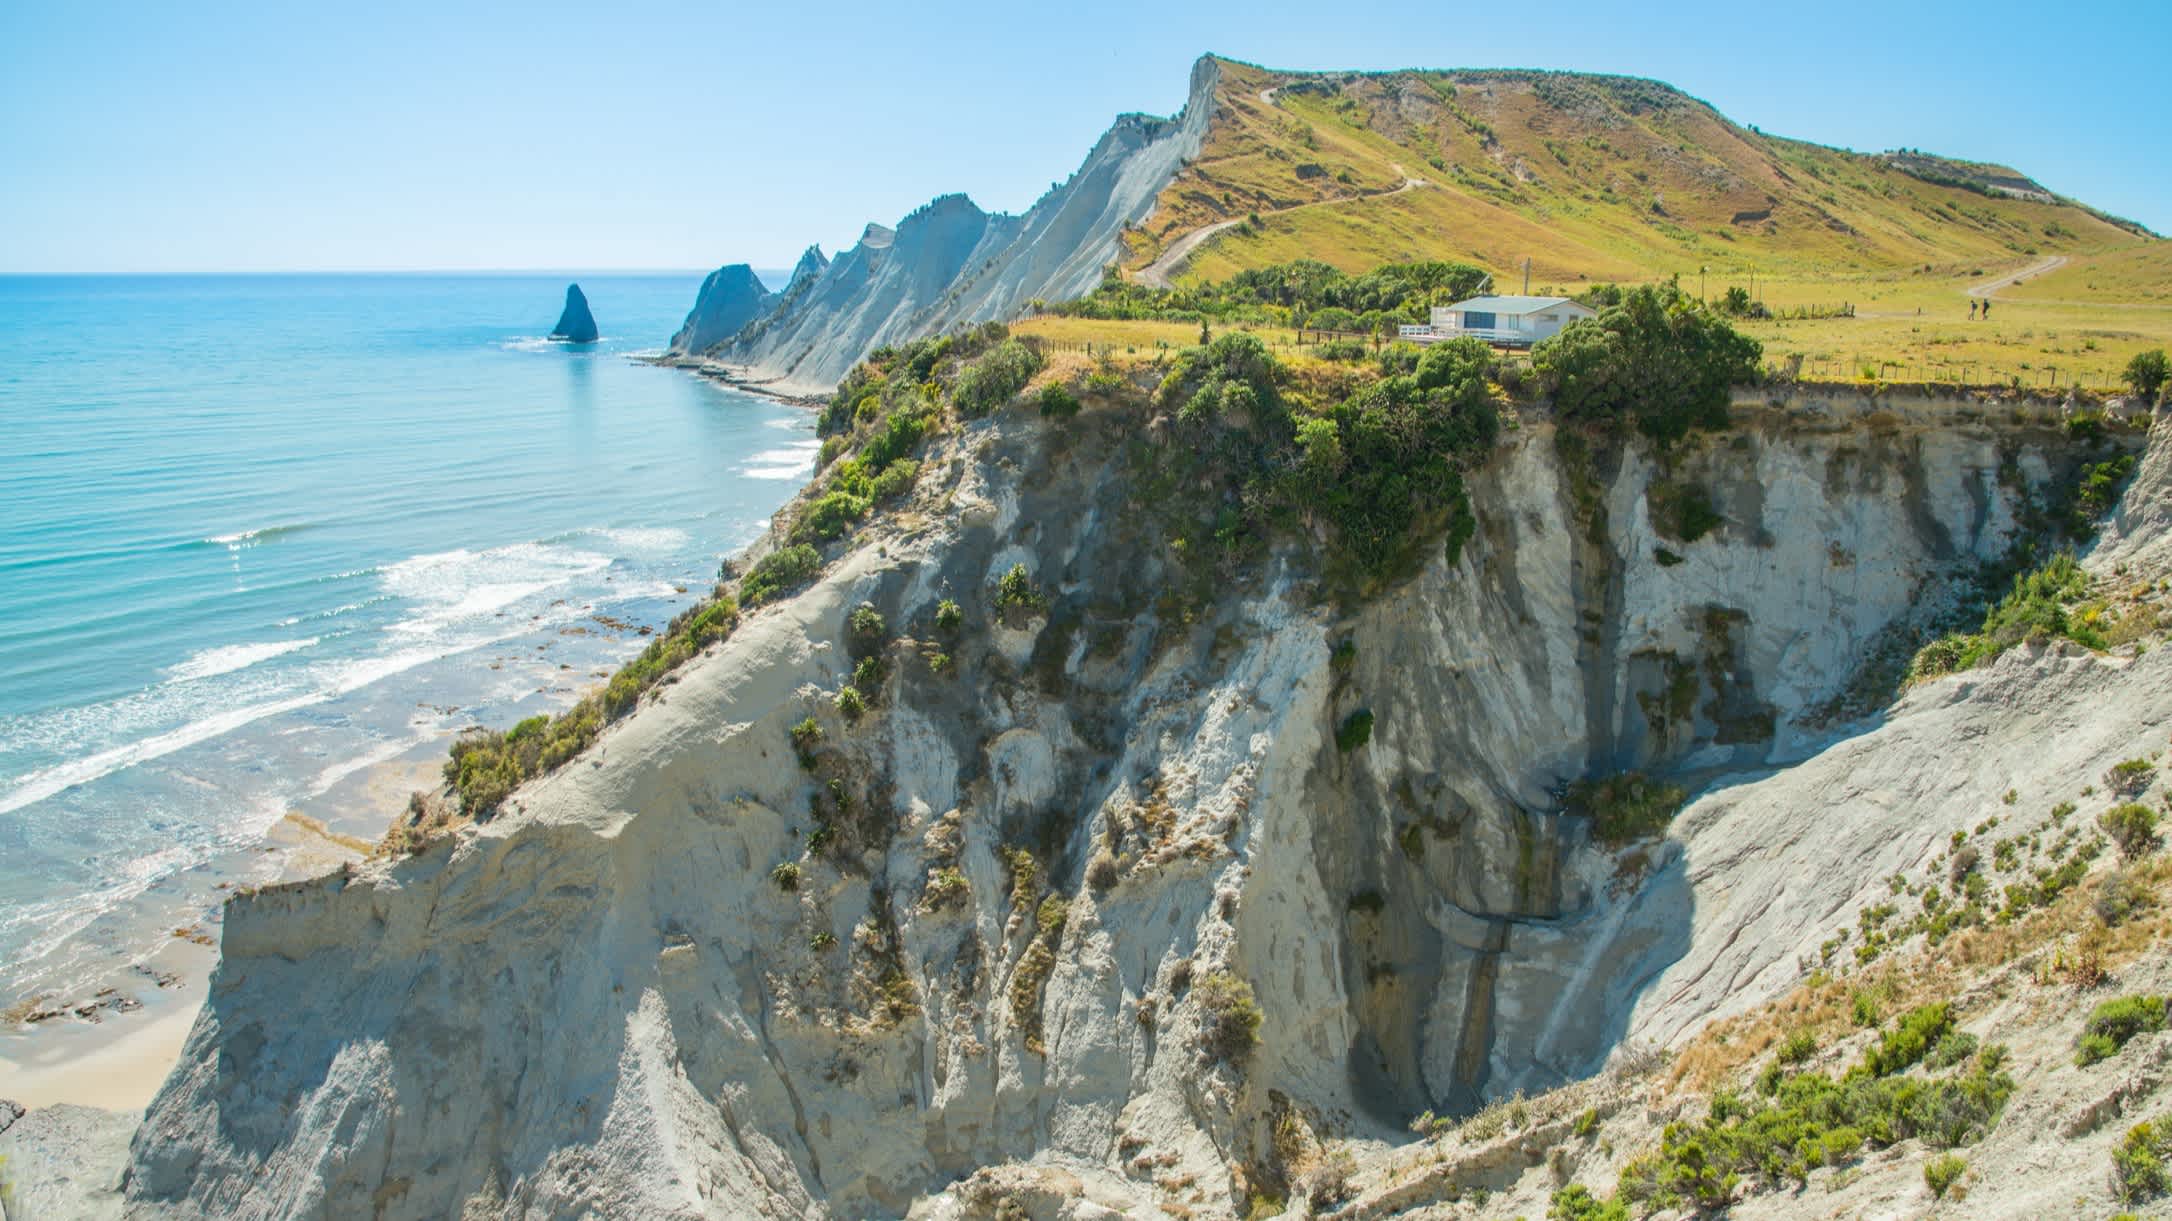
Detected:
left=1118, top=58, right=2168, bottom=383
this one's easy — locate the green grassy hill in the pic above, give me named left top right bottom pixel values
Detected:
left=1130, top=59, right=2153, bottom=291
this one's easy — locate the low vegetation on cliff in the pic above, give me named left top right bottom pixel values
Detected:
left=411, top=280, right=1769, bottom=831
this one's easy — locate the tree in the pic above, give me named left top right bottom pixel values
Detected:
left=1533, top=284, right=1762, bottom=444
left=2125, top=348, right=2168, bottom=401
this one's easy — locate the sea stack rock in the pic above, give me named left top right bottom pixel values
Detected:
left=549, top=283, right=599, bottom=344
left=667, top=264, right=776, bottom=356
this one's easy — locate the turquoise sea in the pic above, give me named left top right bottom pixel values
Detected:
left=0, top=273, right=807, bottom=1005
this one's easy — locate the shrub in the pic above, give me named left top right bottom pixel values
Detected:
left=1865, top=1002, right=1952, bottom=1076
left=934, top=598, right=963, bottom=632
left=2098, top=868, right=2155, bottom=926
left=1533, top=282, right=1762, bottom=445
left=2103, top=802, right=2160, bottom=860
left=1036, top=381, right=1081, bottom=419
left=1909, top=551, right=2099, bottom=678
left=921, top=867, right=968, bottom=910
left=2108, top=758, right=2157, bottom=796
left=789, top=715, right=822, bottom=768
left=2078, top=995, right=2168, bottom=1066
left=951, top=339, right=1043, bottom=417
left=2116, top=1118, right=2172, bottom=1202
left=770, top=861, right=800, bottom=892
left=1573, top=1107, right=1602, bottom=1138
left=1548, top=1184, right=1627, bottom=1220
left=1335, top=709, right=1374, bottom=752
left=743, top=544, right=822, bottom=605
left=834, top=685, right=867, bottom=723
left=992, top=564, right=1043, bottom=620
left=1923, top=1153, right=1966, bottom=1200
left=2125, top=348, right=2169, bottom=400
left=1195, top=971, right=1264, bottom=1065
left=868, top=458, right=920, bottom=503
left=2073, top=455, right=2138, bottom=536
left=847, top=602, right=887, bottom=647
left=1567, top=772, right=1689, bottom=847
left=1615, top=1039, right=2014, bottom=1211
left=794, top=490, right=870, bottom=542
left=1087, top=849, right=1120, bottom=891
left=852, top=654, right=887, bottom=696
left=1927, top=1030, right=1980, bottom=1070
left=1776, top=1030, right=1817, bottom=1065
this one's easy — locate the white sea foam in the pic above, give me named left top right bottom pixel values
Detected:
left=380, top=541, right=611, bottom=636
left=741, top=439, right=821, bottom=481
left=165, top=637, right=320, bottom=683
left=206, top=523, right=308, bottom=548
left=582, top=526, right=690, bottom=552
left=0, top=692, right=331, bottom=817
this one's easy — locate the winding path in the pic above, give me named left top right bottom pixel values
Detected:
left=1968, top=253, right=2067, bottom=299
left=1132, top=83, right=1425, bottom=290
left=1136, top=169, right=1427, bottom=289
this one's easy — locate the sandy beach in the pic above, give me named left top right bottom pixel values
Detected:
left=0, top=990, right=202, bottom=1111
left=0, top=751, right=441, bottom=1114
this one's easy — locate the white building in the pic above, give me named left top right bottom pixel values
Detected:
left=1397, top=295, right=1597, bottom=347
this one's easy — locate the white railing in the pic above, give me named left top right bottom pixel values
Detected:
left=1397, top=325, right=1535, bottom=348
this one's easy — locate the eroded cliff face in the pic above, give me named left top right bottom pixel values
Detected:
left=122, top=390, right=2142, bottom=1219
left=665, top=59, right=1219, bottom=393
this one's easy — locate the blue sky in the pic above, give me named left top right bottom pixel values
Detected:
left=4, top=0, right=2165, bottom=272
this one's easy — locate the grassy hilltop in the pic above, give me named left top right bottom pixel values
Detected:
left=1021, top=56, right=2169, bottom=388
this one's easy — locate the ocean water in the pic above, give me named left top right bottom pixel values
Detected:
left=0, top=273, right=811, bottom=1005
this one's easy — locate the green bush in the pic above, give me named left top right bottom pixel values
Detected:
left=2125, top=349, right=2169, bottom=400
left=852, top=654, right=887, bottom=696
left=834, top=685, right=867, bottom=723
left=1036, top=381, right=1081, bottom=419
left=789, top=715, right=822, bottom=769
left=2108, top=758, right=2157, bottom=796
left=2103, top=802, right=2160, bottom=860
left=1548, top=1184, right=1628, bottom=1221
left=951, top=339, right=1043, bottom=417
left=1335, top=709, right=1374, bottom=752
left=1195, top=971, right=1264, bottom=1065
left=1777, top=1030, right=1817, bottom=1065
left=1923, top=1153, right=1966, bottom=1199
left=993, top=563, right=1043, bottom=618
left=1909, top=551, right=2100, bottom=679
left=2116, top=1117, right=2172, bottom=1202
left=1865, top=1002, right=1952, bottom=1076
left=795, top=489, right=870, bottom=542
left=1616, top=1038, right=2013, bottom=1212
left=1568, top=772, right=1689, bottom=847
left=1533, top=282, right=1762, bottom=445
left=934, top=597, right=963, bottom=632
left=743, top=544, right=822, bottom=605
left=2074, top=455, right=2139, bottom=536
left=770, top=861, right=800, bottom=892
left=847, top=603, right=887, bottom=648
left=2078, top=995, right=2168, bottom=1065
left=868, top=457, right=920, bottom=503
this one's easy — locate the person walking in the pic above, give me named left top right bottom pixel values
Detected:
left=1969, top=299, right=1977, bottom=320
left=1981, top=298, right=1992, bottom=321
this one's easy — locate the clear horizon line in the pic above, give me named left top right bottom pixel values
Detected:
left=0, top=266, right=791, bottom=277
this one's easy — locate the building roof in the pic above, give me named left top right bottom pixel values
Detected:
left=1442, top=295, right=1591, bottom=315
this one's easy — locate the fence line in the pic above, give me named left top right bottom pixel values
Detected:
left=1019, top=336, right=2137, bottom=397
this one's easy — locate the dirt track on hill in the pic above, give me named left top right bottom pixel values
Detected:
left=1968, top=253, right=2068, bottom=298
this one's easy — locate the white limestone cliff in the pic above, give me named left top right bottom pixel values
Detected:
left=110, top=388, right=2165, bottom=1218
